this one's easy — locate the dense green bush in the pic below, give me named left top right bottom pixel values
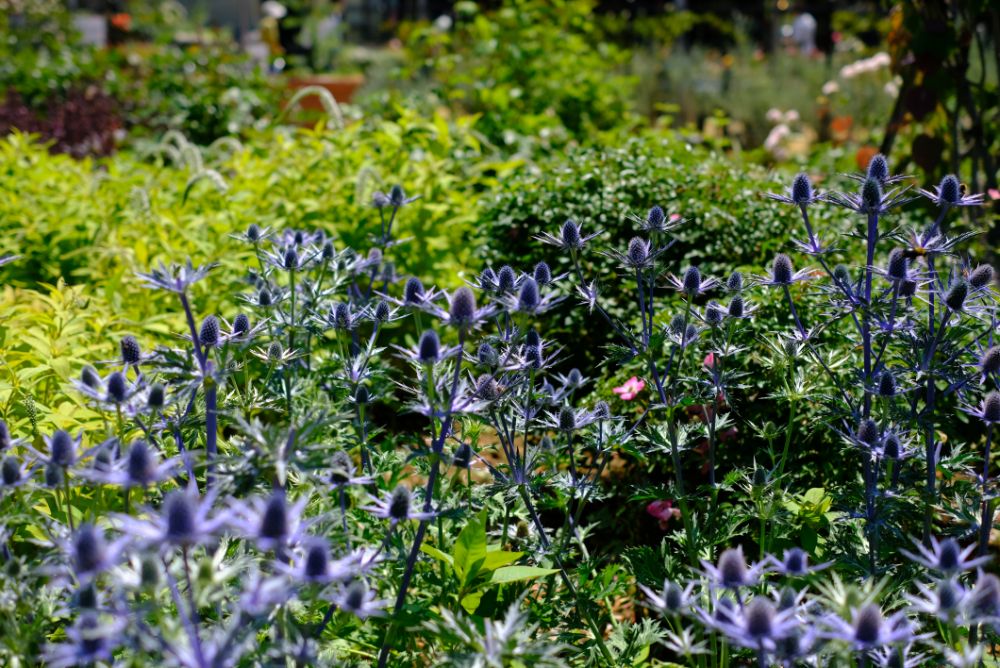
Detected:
left=386, top=0, right=639, bottom=148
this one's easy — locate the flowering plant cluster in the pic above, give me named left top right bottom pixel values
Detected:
left=0, top=151, right=997, bottom=668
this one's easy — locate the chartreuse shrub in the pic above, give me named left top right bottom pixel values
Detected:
left=0, top=108, right=513, bottom=317
left=0, top=144, right=998, bottom=668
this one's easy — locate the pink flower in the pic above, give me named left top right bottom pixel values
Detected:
left=703, top=352, right=717, bottom=370
left=646, top=500, right=681, bottom=530
left=988, top=188, right=1000, bottom=201
left=612, top=376, right=645, bottom=401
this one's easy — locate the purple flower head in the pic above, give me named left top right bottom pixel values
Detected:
left=199, top=315, right=220, bottom=348
left=901, top=536, right=989, bottom=574
left=856, top=418, right=880, bottom=448
left=105, top=371, right=129, bottom=404
left=404, top=277, right=425, bottom=305
left=981, top=346, right=1000, bottom=376
left=920, top=174, right=983, bottom=208
left=877, top=370, right=897, bottom=397
left=886, top=249, right=909, bottom=283
left=701, top=546, right=764, bottom=589
left=418, top=330, right=441, bottom=364
left=517, top=278, right=540, bottom=312
left=826, top=603, right=912, bottom=650
left=944, top=280, right=969, bottom=312
left=120, top=336, right=141, bottom=366
left=767, top=172, right=819, bottom=206
left=965, top=391, right=1000, bottom=425
left=866, top=154, right=890, bottom=185
left=641, top=580, right=693, bottom=615
left=535, top=219, right=600, bottom=252
left=47, top=430, right=79, bottom=468
left=496, top=265, right=517, bottom=294
left=232, top=313, right=251, bottom=338
left=533, top=261, right=552, bottom=286
left=969, top=264, right=994, bottom=291
left=363, top=485, right=434, bottom=525
left=727, top=271, right=744, bottom=292
left=970, top=572, right=1000, bottom=622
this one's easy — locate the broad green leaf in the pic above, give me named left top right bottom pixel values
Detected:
left=490, top=566, right=559, bottom=585
left=481, top=550, right=524, bottom=572
left=460, top=591, right=483, bottom=615
left=452, top=510, right=487, bottom=586
left=420, top=544, right=454, bottom=569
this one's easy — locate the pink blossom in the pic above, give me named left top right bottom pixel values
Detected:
left=988, top=188, right=1000, bottom=201
left=703, top=352, right=717, bottom=370
left=646, top=500, right=681, bottom=530
left=612, top=376, right=645, bottom=401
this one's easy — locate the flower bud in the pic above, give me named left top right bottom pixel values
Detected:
left=970, top=265, right=994, bottom=290
left=866, top=154, right=889, bottom=185
left=517, top=278, right=540, bottom=312
left=938, top=174, right=961, bottom=205
left=477, top=342, right=498, bottom=367
left=147, top=383, right=165, bottom=410
left=199, top=315, right=220, bottom=348
left=497, top=266, right=516, bottom=294
left=533, top=261, right=551, bottom=286
left=944, top=280, right=969, bottom=312
left=120, top=335, right=141, bottom=365
left=403, top=277, right=425, bottom=305
left=886, top=249, right=908, bottom=282
left=418, top=330, right=440, bottom=364
left=771, top=254, right=794, bottom=285
left=981, top=346, right=1000, bottom=376
left=682, top=266, right=702, bottom=295
left=449, top=287, right=477, bottom=326
left=791, top=172, right=813, bottom=204
left=861, top=177, right=882, bottom=212
left=561, top=220, right=581, bottom=248
left=727, top=271, right=743, bottom=292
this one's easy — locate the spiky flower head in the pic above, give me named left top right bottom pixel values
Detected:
left=403, top=277, right=425, bottom=305
left=199, top=315, right=220, bottom=348
left=449, top=287, right=477, bottom=326
left=73, top=524, right=107, bottom=577
left=886, top=249, right=908, bottom=282
left=517, top=278, right=540, bottom=312
left=791, top=172, right=813, bottom=204
left=283, top=247, right=299, bottom=270
left=105, top=371, right=128, bottom=404
left=877, top=371, right=896, bottom=397
left=533, top=261, right=551, bottom=286
left=267, top=341, right=283, bottom=363
left=852, top=604, right=885, bottom=646
left=833, top=264, right=851, bottom=284
left=49, top=430, right=77, bottom=467
left=561, top=220, right=581, bottom=248
left=981, top=347, right=1000, bottom=376
left=354, top=385, right=370, bottom=405
left=81, top=366, right=101, bottom=390
left=2, top=455, right=20, bottom=485
left=321, top=240, right=335, bottom=260
left=246, top=223, right=261, bottom=242
left=558, top=406, right=576, bottom=432
left=120, top=336, right=141, bottom=365
left=388, top=486, right=412, bottom=522
left=0, top=420, right=9, bottom=451
left=593, top=401, right=611, bottom=420
left=259, top=493, right=289, bottom=544
left=230, top=314, right=249, bottom=338
left=627, top=237, right=649, bottom=267
left=727, top=271, right=744, bottom=292
left=418, top=330, right=440, bottom=364
left=944, top=280, right=969, bottom=312
left=728, top=295, right=745, bottom=318
left=647, top=205, right=666, bottom=230
left=970, top=265, right=994, bottom=290
left=477, top=342, right=498, bottom=367
left=476, top=375, right=500, bottom=402
left=705, top=301, right=725, bottom=327
left=982, top=392, right=1000, bottom=424
left=497, top=265, right=516, bottom=293
left=257, top=287, right=273, bottom=307
left=857, top=419, right=879, bottom=447
left=682, top=266, right=702, bottom=296
left=861, top=177, right=883, bottom=213
left=938, top=174, right=961, bottom=205
left=771, top=254, right=794, bottom=285
left=867, top=154, right=889, bottom=185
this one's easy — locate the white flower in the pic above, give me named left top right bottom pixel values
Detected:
left=766, top=107, right=784, bottom=124
left=822, top=80, right=840, bottom=95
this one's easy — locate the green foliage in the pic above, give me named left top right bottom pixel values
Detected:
left=391, top=0, right=639, bottom=147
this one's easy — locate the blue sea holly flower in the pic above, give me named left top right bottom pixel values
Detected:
left=137, top=260, right=217, bottom=294
left=229, top=491, right=310, bottom=552
left=362, top=485, right=435, bottom=525
left=901, top=536, right=989, bottom=574
left=119, top=335, right=141, bottom=366
left=334, top=579, right=387, bottom=620
left=328, top=450, right=374, bottom=487
left=80, top=440, right=177, bottom=489
left=825, top=603, right=912, bottom=650
left=919, top=174, right=984, bottom=208
left=709, top=596, right=799, bottom=655
left=963, top=391, right=1000, bottom=426
left=115, top=489, right=228, bottom=550
left=767, top=172, right=819, bottom=207
left=701, top=546, right=765, bottom=589
left=640, top=580, right=694, bottom=616
left=534, top=219, right=601, bottom=252
left=905, top=578, right=966, bottom=623
left=276, top=538, right=359, bottom=585
left=766, top=547, right=830, bottom=576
